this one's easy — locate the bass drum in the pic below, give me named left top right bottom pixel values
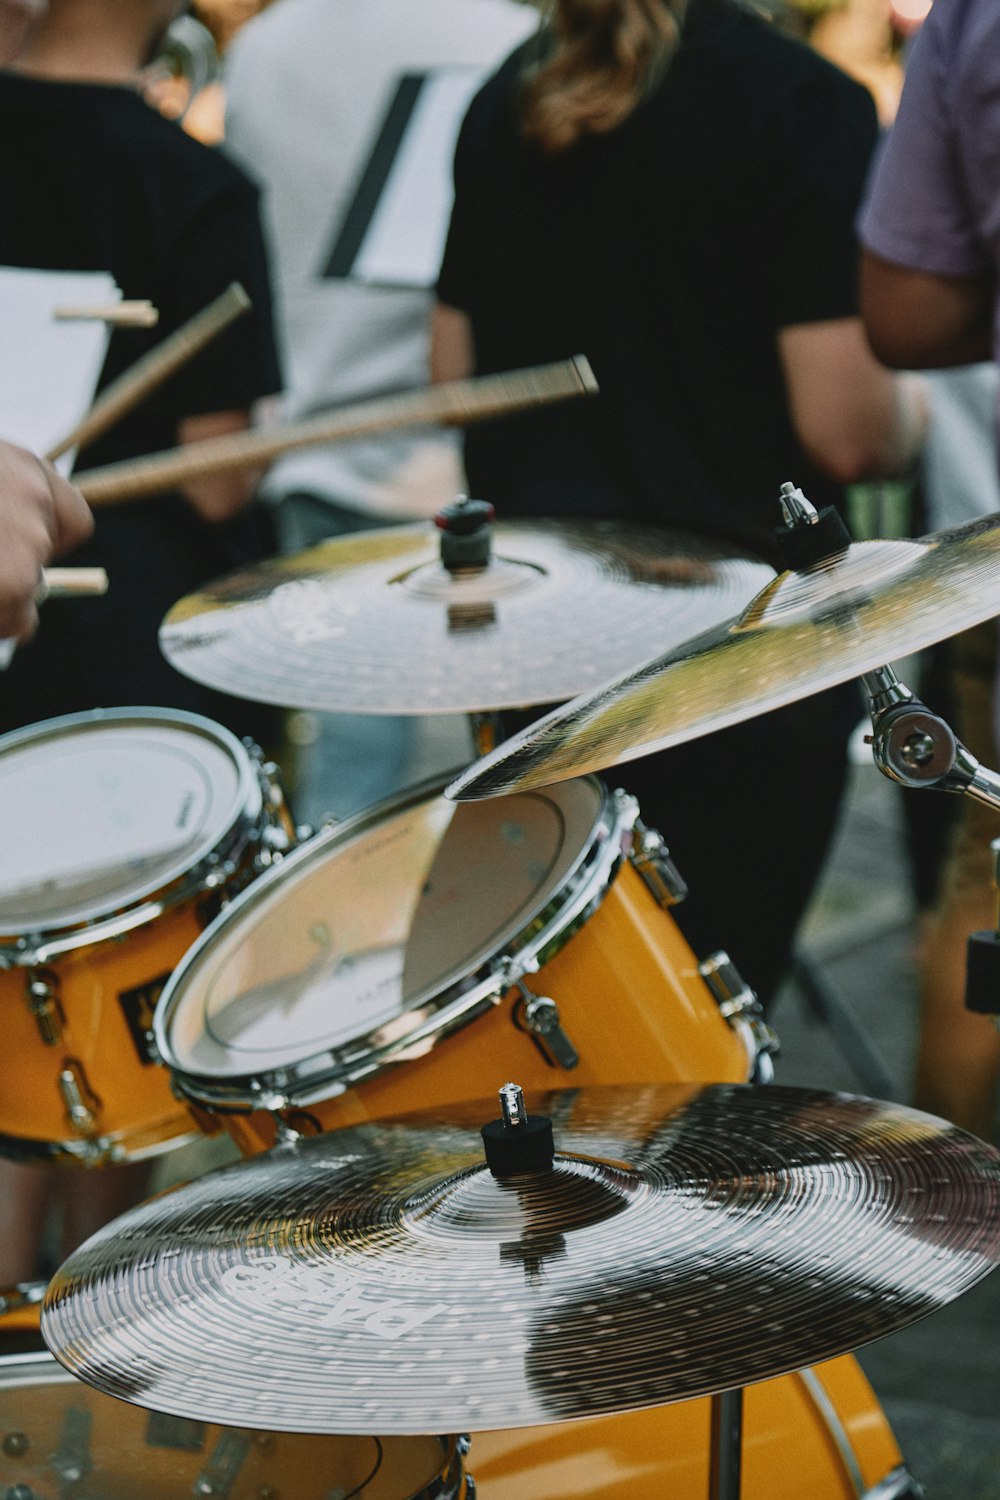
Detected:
left=470, top=1359, right=921, bottom=1499
left=155, top=777, right=773, bottom=1152
left=0, top=1291, right=470, bottom=1500
left=0, top=708, right=294, bottom=1165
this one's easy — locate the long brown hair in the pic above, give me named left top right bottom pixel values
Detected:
left=522, top=0, right=688, bottom=154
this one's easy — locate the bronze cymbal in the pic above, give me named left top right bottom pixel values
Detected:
left=41, top=1083, right=1000, bottom=1434
left=446, top=515, right=1000, bottom=799
left=158, top=521, right=773, bottom=714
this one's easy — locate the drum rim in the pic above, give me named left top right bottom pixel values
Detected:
left=154, top=774, right=638, bottom=1111
left=0, top=706, right=264, bottom=953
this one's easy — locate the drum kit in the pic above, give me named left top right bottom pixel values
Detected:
left=5, top=455, right=1000, bottom=1498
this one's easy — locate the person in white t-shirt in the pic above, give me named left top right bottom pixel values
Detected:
left=223, top=0, right=538, bottom=822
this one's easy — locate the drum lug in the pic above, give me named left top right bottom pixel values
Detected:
left=514, top=982, right=580, bottom=1070
left=629, top=820, right=688, bottom=908
left=58, top=1059, right=102, bottom=1137
left=25, top=967, right=64, bottom=1046
left=697, top=951, right=780, bottom=1082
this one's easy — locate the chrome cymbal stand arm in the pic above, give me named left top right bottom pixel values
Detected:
left=863, top=664, right=1000, bottom=813
left=709, top=1387, right=744, bottom=1500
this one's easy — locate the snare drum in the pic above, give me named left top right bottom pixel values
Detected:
left=0, top=1303, right=468, bottom=1499
left=470, top=1359, right=918, bottom=1499
left=156, top=777, right=771, bottom=1153
left=0, top=709, right=293, bottom=1165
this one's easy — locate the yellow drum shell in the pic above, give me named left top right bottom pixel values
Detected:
left=0, top=906, right=211, bottom=1164
left=470, top=1358, right=905, bottom=1499
left=0, top=1304, right=467, bottom=1500
left=220, top=859, right=751, bottom=1153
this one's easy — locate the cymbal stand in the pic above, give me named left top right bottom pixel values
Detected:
left=863, top=663, right=1000, bottom=811
left=709, top=1388, right=744, bottom=1500
left=469, top=711, right=505, bottom=758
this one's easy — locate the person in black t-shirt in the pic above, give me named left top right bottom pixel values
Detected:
left=433, top=0, right=927, bottom=1008
left=0, top=0, right=281, bottom=1286
left=0, top=0, right=282, bottom=746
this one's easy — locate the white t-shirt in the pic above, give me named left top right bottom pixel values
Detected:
left=224, top=0, right=538, bottom=519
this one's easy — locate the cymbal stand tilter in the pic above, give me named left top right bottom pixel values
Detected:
left=776, top=488, right=899, bottom=1097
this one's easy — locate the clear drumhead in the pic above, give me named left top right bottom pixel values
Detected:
left=0, top=709, right=258, bottom=936
left=160, top=778, right=608, bottom=1087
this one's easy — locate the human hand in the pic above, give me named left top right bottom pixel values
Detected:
left=0, top=441, right=93, bottom=642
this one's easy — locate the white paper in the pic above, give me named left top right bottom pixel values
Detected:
left=0, top=266, right=120, bottom=473
left=0, top=267, right=119, bottom=666
left=352, top=68, right=490, bottom=290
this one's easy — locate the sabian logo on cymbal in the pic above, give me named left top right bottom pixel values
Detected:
left=219, top=1254, right=445, bottom=1340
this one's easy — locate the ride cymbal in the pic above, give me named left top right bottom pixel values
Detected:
left=158, top=520, right=773, bottom=714
left=42, top=1083, right=1000, bottom=1434
left=447, top=514, right=1000, bottom=799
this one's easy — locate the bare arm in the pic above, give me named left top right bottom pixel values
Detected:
left=778, top=315, right=928, bottom=484
left=0, top=441, right=93, bottom=640
left=176, top=409, right=263, bottom=522
left=0, top=0, right=44, bottom=65
left=431, top=303, right=475, bottom=384
left=859, top=249, right=995, bottom=370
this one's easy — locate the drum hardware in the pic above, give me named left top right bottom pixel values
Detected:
left=0, top=1284, right=44, bottom=1319
left=157, top=518, right=774, bottom=716
left=446, top=500, right=1000, bottom=801
left=630, top=818, right=688, bottom=907
left=56, top=1061, right=101, bottom=1139
left=509, top=975, right=579, bottom=1070
left=697, top=952, right=778, bottom=1086
left=25, top=969, right=63, bottom=1047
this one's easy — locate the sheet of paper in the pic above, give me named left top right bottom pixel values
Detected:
left=0, top=266, right=119, bottom=471
left=0, top=267, right=119, bottom=667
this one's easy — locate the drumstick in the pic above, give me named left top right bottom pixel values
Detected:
left=53, top=301, right=159, bottom=328
left=46, top=282, right=252, bottom=463
left=74, top=356, right=600, bottom=506
left=0, top=567, right=109, bottom=670
left=38, top=567, right=109, bottom=599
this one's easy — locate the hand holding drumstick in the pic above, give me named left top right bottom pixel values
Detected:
left=0, top=441, right=93, bottom=642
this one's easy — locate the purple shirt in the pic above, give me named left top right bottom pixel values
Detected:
left=860, top=0, right=1000, bottom=294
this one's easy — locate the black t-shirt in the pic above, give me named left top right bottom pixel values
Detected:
left=437, top=0, right=880, bottom=563
left=0, top=74, right=282, bottom=739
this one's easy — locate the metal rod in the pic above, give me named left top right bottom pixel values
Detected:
left=709, top=1387, right=744, bottom=1500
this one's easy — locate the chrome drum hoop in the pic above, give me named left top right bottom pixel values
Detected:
left=155, top=776, right=639, bottom=1115
left=0, top=707, right=282, bottom=970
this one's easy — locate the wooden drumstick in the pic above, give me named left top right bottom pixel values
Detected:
left=46, top=282, right=252, bottom=463
left=74, top=356, right=600, bottom=506
left=38, top=567, right=109, bottom=599
left=53, top=300, right=159, bottom=328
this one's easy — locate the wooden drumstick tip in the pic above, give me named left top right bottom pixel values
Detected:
left=571, top=354, right=600, bottom=395
left=53, top=301, right=159, bottom=328
left=38, top=567, right=109, bottom=599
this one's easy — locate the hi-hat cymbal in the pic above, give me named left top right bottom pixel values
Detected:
left=42, top=1083, right=1000, bottom=1435
left=158, top=521, right=773, bottom=714
left=447, top=515, right=1000, bottom=799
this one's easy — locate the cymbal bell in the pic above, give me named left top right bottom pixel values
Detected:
left=41, top=1083, right=1000, bottom=1435
left=158, top=520, right=773, bottom=714
left=447, top=515, right=1000, bottom=800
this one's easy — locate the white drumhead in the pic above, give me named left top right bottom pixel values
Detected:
left=0, top=710, right=256, bottom=935
left=163, top=779, right=605, bottom=1081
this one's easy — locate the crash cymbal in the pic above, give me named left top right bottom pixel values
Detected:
left=158, top=520, right=773, bottom=714
left=447, top=514, right=1000, bottom=799
left=42, top=1083, right=1000, bottom=1434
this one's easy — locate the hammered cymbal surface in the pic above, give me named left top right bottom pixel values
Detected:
left=447, top=516, right=1000, bottom=798
left=158, top=521, right=773, bottom=713
left=42, top=1084, right=1000, bottom=1434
